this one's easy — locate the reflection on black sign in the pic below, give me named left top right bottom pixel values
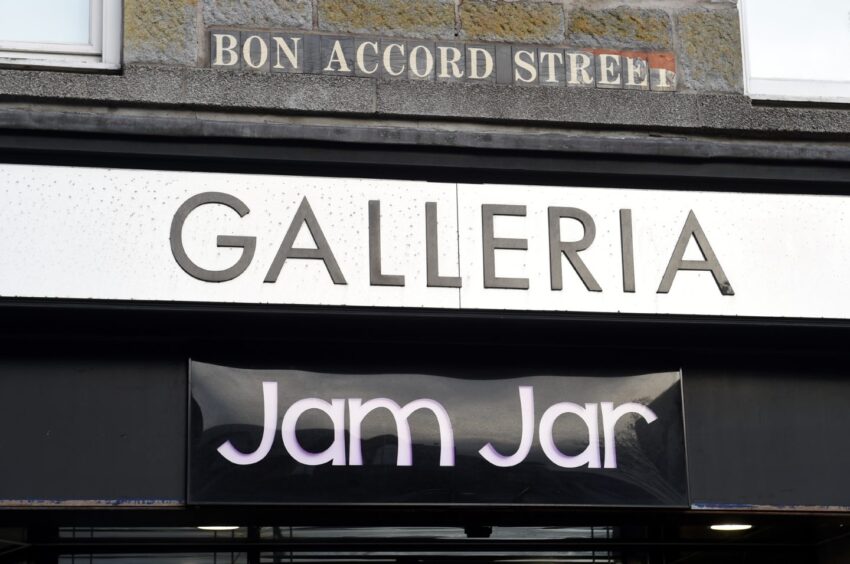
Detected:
left=189, top=362, right=687, bottom=506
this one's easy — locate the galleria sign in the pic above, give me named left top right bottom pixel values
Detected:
left=7, top=164, right=850, bottom=320
left=170, top=192, right=734, bottom=296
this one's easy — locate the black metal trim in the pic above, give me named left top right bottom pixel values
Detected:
left=1, top=128, right=850, bottom=196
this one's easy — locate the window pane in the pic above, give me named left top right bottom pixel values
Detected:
left=0, top=0, right=91, bottom=45
left=744, top=0, right=850, bottom=82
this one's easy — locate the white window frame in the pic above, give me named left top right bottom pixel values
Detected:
left=738, top=0, right=850, bottom=104
left=0, top=0, right=122, bottom=71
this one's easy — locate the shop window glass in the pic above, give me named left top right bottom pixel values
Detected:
left=0, top=0, right=121, bottom=70
left=740, top=0, right=850, bottom=103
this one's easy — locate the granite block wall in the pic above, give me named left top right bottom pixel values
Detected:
left=124, top=0, right=743, bottom=93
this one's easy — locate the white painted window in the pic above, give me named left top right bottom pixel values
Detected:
left=739, top=0, right=850, bottom=103
left=0, top=0, right=122, bottom=71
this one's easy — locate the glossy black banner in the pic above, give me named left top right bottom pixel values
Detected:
left=189, top=362, right=687, bottom=506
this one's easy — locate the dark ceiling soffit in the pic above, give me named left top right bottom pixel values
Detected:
left=2, top=297, right=850, bottom=332
left=2, top=128, right=850, bottom=194
left=4, top=299, right=849, bottom=356
left=4, top=106, right=850, bottom=165
left=2, top=108, right=850, bottom=190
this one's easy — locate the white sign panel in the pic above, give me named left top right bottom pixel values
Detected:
left=1, top=163, right=848, bottom=320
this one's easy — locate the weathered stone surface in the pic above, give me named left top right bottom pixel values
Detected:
left=203, top=0, right=312, bottom=29
left=124, top=0, right=199, bottom=65
left=8, top=65, right=850, bottom=138
left=375, top=79, right=701, bottom=129
left=676, top=7, right=743, bottom=93
left=0, top=66, right=375, bottom=114
left=318, top=0, right=455, bottom=39
left=460, top=1, right=565, bottom=44
left=567, top=7, right=671, bottom=51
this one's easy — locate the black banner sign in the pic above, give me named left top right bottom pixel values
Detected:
left=189, top=362, right=687, bottom=506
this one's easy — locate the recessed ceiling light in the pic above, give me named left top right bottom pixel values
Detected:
left=710, top=523, right=752, bottom=532
left=198, top=526, right=240, bottom=531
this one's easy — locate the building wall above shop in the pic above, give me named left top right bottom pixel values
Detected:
left=123, top=0, right=743, bottom=94
left=2, top=0, right=850, bottom=148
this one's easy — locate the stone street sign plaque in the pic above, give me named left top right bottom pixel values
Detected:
left=209, top=30, right=677, bottom=91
